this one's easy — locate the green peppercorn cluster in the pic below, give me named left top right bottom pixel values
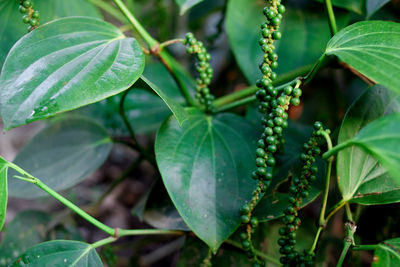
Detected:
left=183, top=33, right=215, bottom=112
left=18, top=0, right=40, bottom=31
left=277, top=121, right=326, bottom=267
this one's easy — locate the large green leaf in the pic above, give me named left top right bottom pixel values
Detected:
left=253, top=122, right=325, bottom=221
left=346, top=114, right=400, bottom=183
left=226, top=0, right=341, bottom=84
left=8, top=118, right=112, bottom=199
left=0, top=16, right=145, bottom=130
left=11, top=240, right=103, bottom=266
left=176, top=0, right=204, bottom=14
left=0, top=0, right=101, bottom=66
left=0, top=156, right=8, bottom=232
left=326, top=21, right=400, bottom=94
left=366, top=0, right=390, bottom=18
left=337, top=85, right=400, bottom=204
left=155, top=112, right=259, bottom=250
left=0, top=210, right=50, bottom=265
left=372, top=238, right=400, bottom=266
left=78, top=62, right=191, bottom=135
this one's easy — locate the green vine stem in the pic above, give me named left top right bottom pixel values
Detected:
left=88, top=0, right=128, bottom=24
left=213, top=64, right=313, bottom=108
left=324, top=0, right=338, bottom=36
left=352, top=244, right=378, bottom=251
left=9, top=164, right=182, bottom=245
left=112, top=0, right=157, bottom=48
left=337, top=222, right=357, bottom=267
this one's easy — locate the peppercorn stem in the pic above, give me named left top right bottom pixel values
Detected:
left=224, top=239, right=280, bottom=265
left=158, top=38, right=185, bottom=51
left=317, top=130, right=333, bottom=227
left=213, top=64, right=313, bottom=108
left=310, top=227, right=323, bottom=253
left=324, top=0, right=338, bottom=36
left=303, top=54, right=330, bottom=84
left=112, top=0, right=158, bottom=48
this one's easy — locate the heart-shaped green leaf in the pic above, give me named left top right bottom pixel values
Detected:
left=155, top=112, right=259, bottom=250
left=337, top=85, right=400, bottom=204
left=326, top=21, right=400, bottom=94
left=349, top=114, right=400, bottom=182
left=0, top=16, right=145, bottom=130
left=8, top=118, right=112, bottom=199
left=0, top=0, right=102, bottom=66
left=175, top=0, right=203, bottom=14
left=226, top=0, right=346, bottom=83
left=11, top=240, right=103, bottom=266
left=0, top=210, right=50, bottom=265
left=372, top=238, right=400, bottom=266
left=0, top=156, right=8, bottom=232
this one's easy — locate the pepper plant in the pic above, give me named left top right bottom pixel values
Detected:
left=0, top=0, right=400, bottom=266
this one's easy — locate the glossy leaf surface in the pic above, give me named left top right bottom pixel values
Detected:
left=8, top=118, right=112, bottom=199
left=0, top=16, right=145, bottom=130
left=372, top=238, right=400, bottom=266
left=155, top=112, right=259, bottom=250
left=11, top=240, right=102, bottom=266
left=176, top=0, right=203, bottom=14
left=0, top=0, right=101, bottom=66
left=326, top=21, right=400, bottom=94
left=348, top=114, right=400, bottom=184
left=253, top=122, right=325, bottom=221
left=0, top=156, right=8, bottom=232
left=337, top=86, right=400, bottom=204
left=0, top=211, right=51, bottom=265
left=226, top=0, right=339, bottom=83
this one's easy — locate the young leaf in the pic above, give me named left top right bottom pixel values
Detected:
left=348, top=114, right=400, bottom=184
left=141, top=76, right=189, bottom=126
left=0, top=16, right=145, bottom=130
left=372, top=238, right=400, bottom=266
left=0, top=0, right=102, bottom=66
left=11, top=240, right=103, bottom=266
left=226, top=0, right=347, bottom=83
left=0, top=210, right=51, bottom=265
left=8, top=118, right=112, bottom=199
left=337, top=85, right=400, bottom=204
left=0, top=156, right=8, bottom=232
left=155, top=112, right=259, bottom=251
left=175, top=0, right=203, bottom=15
left=366, top=0, right=390, bottom=18
left=326, top=21, right=400, bottom=94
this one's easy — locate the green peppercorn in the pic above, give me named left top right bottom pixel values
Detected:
left=22, top=15, right=30, bottom=24
left=23, top=1, right=32, bottom=8
left=293, top=88, right=302, bottom=97
left=256, top=148, right=266, bottom=157
left=264, top=127, right=274, bottom=136
left=242, top=240, right=251, bottom=250
left=290, top=97, right=301, bottom=106
left=19, top=5, right=27, bottom=13
left=240, top=232, right=248, bottom=240
left=313, top=121, right=322, bottom=130
left=272, top=31, right=282, bottom=40
left=267, top=157, right=276, bottom=166
left=250, top=217, right=258, bottom=227
left=241, top=204, right=251, bottom=214
left=271, top=17, right=281, bottom=26
left=32, top=11, right=40, bottom=19
left=278, top=4, right=286, bottom=14
left=241, top=215, right=250, bottom=224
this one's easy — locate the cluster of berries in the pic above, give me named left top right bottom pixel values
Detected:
left=277, top=122, right=326, bottom=266
left=18, top=0, right=40, bottom=32
left=183, top=33, right=215, bottom=112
